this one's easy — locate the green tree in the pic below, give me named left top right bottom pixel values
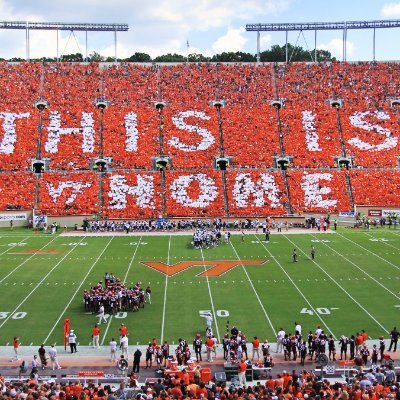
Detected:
left=8, top=57, right=26, bottom=62
left=153, top=53, right=186, bottom=62
left=60, top=53, right=83, bottom=62
left=211, top=51, right=256, bottom=62
left=124, top=52, right=152, bottom=62
left=260, top=43, right=334, bottom=62
left=89, top=51, right=105, bottom=62
left=188, top=53, right=209, bottom=62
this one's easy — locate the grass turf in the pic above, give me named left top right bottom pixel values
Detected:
left=0, top=227, right=399, bottom=346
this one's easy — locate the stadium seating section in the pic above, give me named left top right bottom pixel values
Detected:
left=0, top=61, right=399, bottom=217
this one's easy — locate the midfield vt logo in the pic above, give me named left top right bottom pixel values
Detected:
left=141, top=260, right=267, bottom=277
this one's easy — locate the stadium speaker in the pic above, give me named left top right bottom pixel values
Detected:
left=117, top=358, right=129, bottom=371
left=215, top=372, right=226, bottom=384
left=155, top=368, right=164, bottom=378
left=316, top=353, right=329, bottom=367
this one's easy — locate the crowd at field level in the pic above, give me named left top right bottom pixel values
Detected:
left=4, top=322, right=399, bottom=400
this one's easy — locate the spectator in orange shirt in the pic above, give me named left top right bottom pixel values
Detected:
left=196, top=382, right=208, bottom=398
left=119, top=323, right=128, bottom=338
left=92, top=324, right=100, bottom=349
left=361, top=329, right=367, bottom=344
left=252, top=336, right=260, bottom=361
left=169, top=383, right=183, bottom=398
left=181, top=368, right=190, bottom=385
left=206, top=337, right=214, bottom=362
left=238, top=358, right=247, bottom=387
left=12, top=337, right=20, bottom=361
left=355, top=332, right=364, bottom=356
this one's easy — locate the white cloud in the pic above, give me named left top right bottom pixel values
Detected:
left=212, top=26, right=247, bottom=53
left=381, top=2, right=400, bottom=16
left=260, top=33, right=272, bottom=51
left=0, top=0, right=293, bottom=59
left=318, top=38, right=355, bottom=59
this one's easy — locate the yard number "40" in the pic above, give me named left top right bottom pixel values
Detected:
left=300, top=307, right=338, bottom=315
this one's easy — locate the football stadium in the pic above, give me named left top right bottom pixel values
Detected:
left=1, top=2, right=400, bottom=398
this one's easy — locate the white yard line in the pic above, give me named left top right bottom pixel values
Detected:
left=282, top=234, right=389, bottom=334
left=43, top=237, right=114, bottom=344
left=254, top=235, right=336, bottom=338
left=160, top=235, right=171, bottom=343
left=0, top=237, right=86, bottom=330
left=199, top=247, right=221, bottom=342
left=101, top=316, right=113, bottom=346
left=337, top=232, right=400, bottom=271
left=123, top=237, right=142, bottom=284
left=229, top=240, right=277, bottom=337
left=0, top=235, right=60, bottom=284
left=312, top=233, right=400, bottom=300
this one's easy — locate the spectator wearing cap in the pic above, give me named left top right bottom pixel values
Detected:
left=66, top=329, right=77, bottom=353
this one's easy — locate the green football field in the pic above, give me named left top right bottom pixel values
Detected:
left=0, top=227, right=399, bottom=347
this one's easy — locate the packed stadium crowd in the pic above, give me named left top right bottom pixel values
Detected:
left=1, top=62, right=400, bottom=217
left=1, top=369, right=400, bottom=400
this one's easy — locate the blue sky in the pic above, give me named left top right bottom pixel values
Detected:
left=1, top=0, right=400, bottom=60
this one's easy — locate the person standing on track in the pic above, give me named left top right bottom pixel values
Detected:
left=92, top=324, right=100, bottom=349
left=48, top=344, right=62, bottom=370
left=110, top=337, right=118, bottom=362
left=38, top=344, right=47, bottom=369
left=11, top=337, right=20, bottom=361
left=238, top=358, right=247, bottom=387
left=388, top=327, right=399, bottom=352
left=133, top=347, right=142, bottom=372
left=193, top=333, right=202, bottom=362
left=120, top=334, right=129, bottom=360
left=67, top=329, right=77, bottom=353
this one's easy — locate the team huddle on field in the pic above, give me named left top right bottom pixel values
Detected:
left=83, top=273, right=151, bottom=316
